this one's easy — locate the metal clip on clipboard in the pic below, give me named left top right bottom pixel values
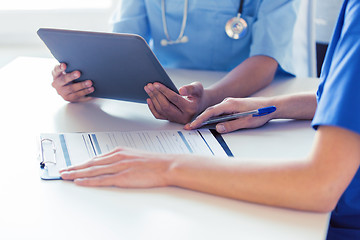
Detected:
left=40, top=138, right=56, bottom=168
left=39, top=138, right=60, bottom=180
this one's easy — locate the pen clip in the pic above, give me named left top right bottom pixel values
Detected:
left=252, top=106, right=277, bottom=117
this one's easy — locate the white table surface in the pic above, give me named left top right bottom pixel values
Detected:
left=0, top=57, right=329, bottom=240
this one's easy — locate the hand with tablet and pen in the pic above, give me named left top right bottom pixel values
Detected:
left=183, top=97, right=278, bottom=134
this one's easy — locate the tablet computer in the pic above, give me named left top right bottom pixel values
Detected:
left=37, top=28, right=178, bottom=103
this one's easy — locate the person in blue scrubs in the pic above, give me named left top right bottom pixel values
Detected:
left=111, top=0, right=297, bottom=73
left=311, top=0, right=360, bottom=238
left=60, top=0, right=360, bottom=238
left=51, top=0, right=300, bottom=124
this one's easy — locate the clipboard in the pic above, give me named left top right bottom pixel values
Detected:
left=38, top=129, right=233, bottom=180
left=37, top=28, right=179, bottom=103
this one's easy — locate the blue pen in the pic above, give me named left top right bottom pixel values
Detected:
left=201, top=106, right=277, bottom=126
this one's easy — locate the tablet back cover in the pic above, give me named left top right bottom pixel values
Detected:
left=37, top=28, right=178, bottom=103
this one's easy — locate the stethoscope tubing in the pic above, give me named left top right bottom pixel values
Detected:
left=161, top=0, right=246, bottom=46
left=161, top=0, right=189, bottom=46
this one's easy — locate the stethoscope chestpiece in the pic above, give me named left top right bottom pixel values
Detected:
left=225, top=13, right=248, bottom=40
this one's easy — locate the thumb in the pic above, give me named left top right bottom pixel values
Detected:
left=215, top=117, right=252, bottom=134
left=216, top=116, right=270, bottom=134
left=179, top=82, right=203, bottom=97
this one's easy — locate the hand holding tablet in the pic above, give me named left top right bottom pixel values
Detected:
left=38, top=28, right=178, bottom=103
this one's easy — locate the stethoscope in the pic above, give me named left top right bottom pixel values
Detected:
left=225, top=0, right=248, bottom=39
left=160, top=0, right=247, bottom=46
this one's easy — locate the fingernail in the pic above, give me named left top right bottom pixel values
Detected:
left=85, top=81, right=92, bottom=87
left=216, top=124, right=226, bottom=133
left=148, top=84, right=155, bottom=91
left=144, top=86, right=150, bottom=93
left=73, top=72, right=79, bottom=78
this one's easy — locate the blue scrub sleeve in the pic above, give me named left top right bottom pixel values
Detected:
left=250, top=0, right=299, bottom=75
left=110, top=0, right=151, bottom=43
left=312, top=0, right=360, bottom=136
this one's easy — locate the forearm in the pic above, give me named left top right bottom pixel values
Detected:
left=168, top=156, right=325, bottom=211
left=203, top=55, right=278, bottom=109
left=269, top=92, right=317, bottom=120
left=167, top=126, right=360, bottom=212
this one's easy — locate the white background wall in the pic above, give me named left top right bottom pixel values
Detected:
left=0, top=0, right=120, bottom=67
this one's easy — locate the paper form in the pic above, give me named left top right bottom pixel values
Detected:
left=39, top=129, right=232, bottom=179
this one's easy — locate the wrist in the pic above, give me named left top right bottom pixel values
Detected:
left=164, top=154, right=182, bottom=187
left=164, top=154, right=195, bottom=187
left=199, top=88, right=214, bottom=113
left=267, top=96, right=284, bottom=119
left=202, top=87, right=225, bottom=112
left=266, top=93, right=317, bottom=120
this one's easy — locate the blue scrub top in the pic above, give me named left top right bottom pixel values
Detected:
left=111, top=0, right=299, bottom=74
left=312, top=0, right=360, bottom=239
